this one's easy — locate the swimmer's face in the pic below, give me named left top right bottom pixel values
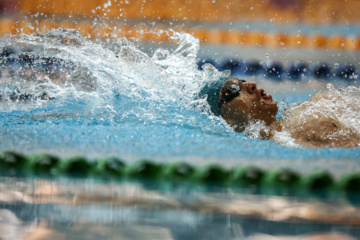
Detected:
left=219, top=78, right=278, bottom=131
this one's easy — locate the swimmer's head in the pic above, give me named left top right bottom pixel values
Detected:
left=219, top=78, right=278, bottom=132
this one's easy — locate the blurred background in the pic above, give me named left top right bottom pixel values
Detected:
left=0, top=0, right=359, bottom=50
left=1, top=0, right=359, bottom=78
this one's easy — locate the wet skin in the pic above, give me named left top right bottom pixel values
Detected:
left=219, top=77, right=360, bottom=148
left=219, top=78, right=278, bottom=132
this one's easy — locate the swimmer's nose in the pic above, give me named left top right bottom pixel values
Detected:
left=246, top=82, right=257, bottom=94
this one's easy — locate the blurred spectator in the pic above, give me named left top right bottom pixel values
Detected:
left=269, top=0, right=301, bottom=9
left=0, top=0, right=16, bottom=14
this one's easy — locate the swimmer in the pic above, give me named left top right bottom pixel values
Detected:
left=219, top=77, right=360, bottom=148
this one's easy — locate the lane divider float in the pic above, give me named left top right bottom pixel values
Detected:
left=0, top=47, right=357, bottom=81
left=199, top=58, right=358, bottom=80
left=0, top=18, right=359, bottom=51
left=1, top=151, right=360, bottom=195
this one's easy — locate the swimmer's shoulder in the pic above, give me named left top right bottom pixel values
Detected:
left=286, top=116, right=359, bottom=148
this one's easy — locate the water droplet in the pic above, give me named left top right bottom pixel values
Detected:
left=334, top=63, right=339, bottom=69
left=212, top=0, right=215, bottom=3
left=280, top=42, right=284, bottom=46
left=265, top=53, right=270, bottom=58
left=326, top=83, right=335, bottom=91
left=250, top=7, right=253, bottom=10
left=297, top=41, right=301, bottom=45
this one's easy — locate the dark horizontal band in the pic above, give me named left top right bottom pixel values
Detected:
left=1, top=151, right=360, bottom=195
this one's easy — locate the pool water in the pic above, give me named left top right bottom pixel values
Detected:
left=1, top=176, right=360, bottom=240
left=0, top=28, right=359, bottom=176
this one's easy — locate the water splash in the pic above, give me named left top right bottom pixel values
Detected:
left=274, top=83, right=360, bottom=148
left=0, top=27, right=229, bottom=133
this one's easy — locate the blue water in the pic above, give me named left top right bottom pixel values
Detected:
left=0, top=28, right=359, bottom=175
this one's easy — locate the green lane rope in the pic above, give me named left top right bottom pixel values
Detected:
left=1, top=151, right=360, bottom=194
left=229, top=166, right=265, bottom=186
left=57, top=157, right=93, bottom=176
left=337, top=173, right=360, bottom=192
left=125, top=160, right=163, bottom=179
left=301, top=170, right=335, bottom=191
left=162, top=162, right=195, bottom=180
left=30, top=154, right=60, bottom=174
left=96, top=157, right=126, bottom=177
left=263, top=168, right=301, bottom=188
left=192, top=164, right=229, bottom=183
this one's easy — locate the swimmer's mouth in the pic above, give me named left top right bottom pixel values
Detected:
left=259, top=89, right=272, bottom=100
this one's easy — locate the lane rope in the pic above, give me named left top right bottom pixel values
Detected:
left=0, top=18, right=359, bottom=51
left=1, top=151, right=360, bottom=194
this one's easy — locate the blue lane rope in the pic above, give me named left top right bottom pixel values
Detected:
left=198, top=58, right=358, bottom=81
left=0, top=49, right=358, bottom=81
